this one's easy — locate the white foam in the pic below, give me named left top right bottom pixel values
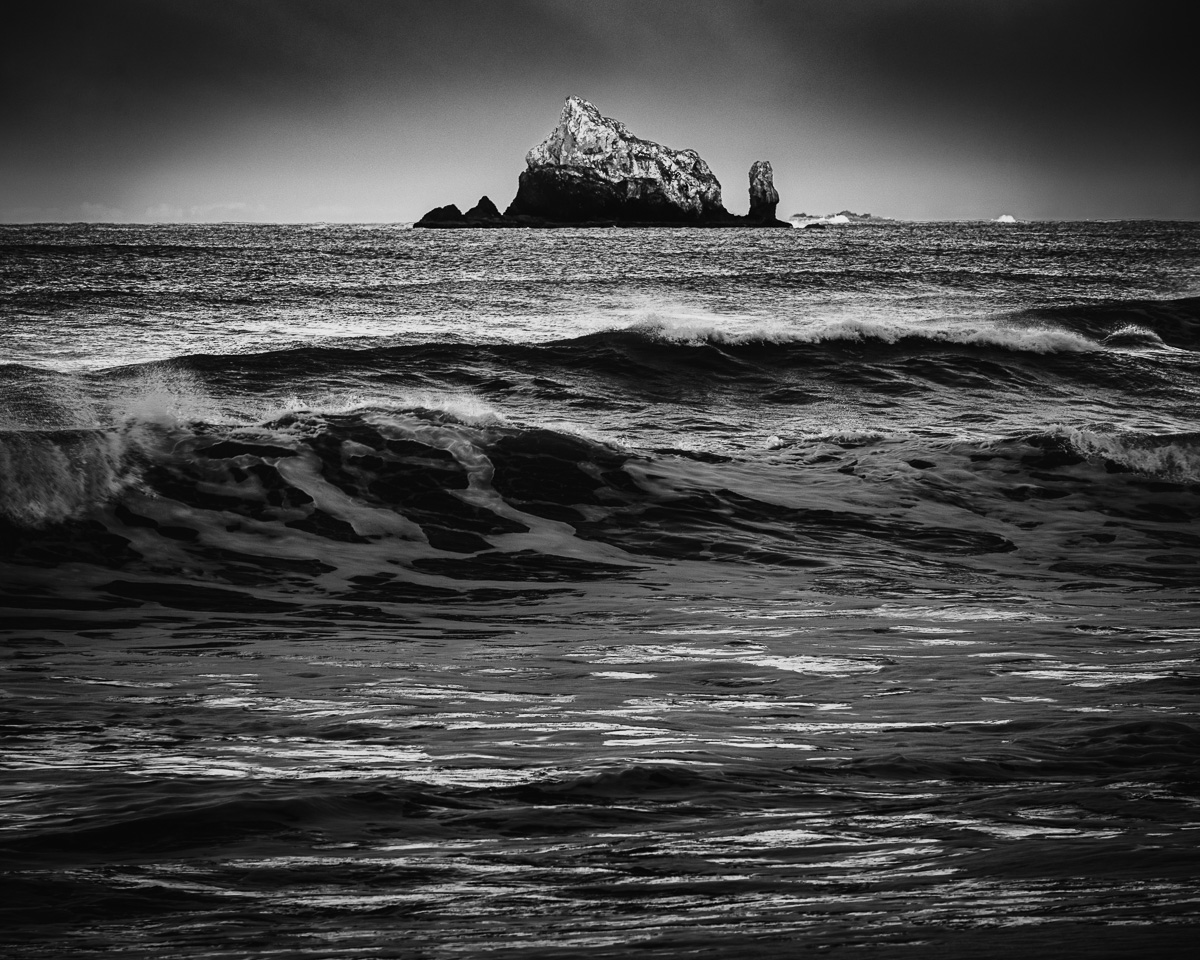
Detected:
left=0, top=366, right=231, bottom=526
left=0, top=428, right=144, bottom=526
left=259, top=390, right=507, bottom=428
left=627, top=313, right=1099, bottom=354
left=1100, top=324, right=1169, bottom=350
left=795, top=427, right=899, bottom=444
left=109, top=365, right=227, bottom=428
left=1047, top=425, right=1200, bottom=483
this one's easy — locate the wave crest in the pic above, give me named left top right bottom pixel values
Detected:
left=0, top=426, right=151, bottom=526
left=1045, top=426, right=1200, bottom=483
left=625, top=315, right=1099, bottom=354
left=1100, top=324, right=1168, bottom=350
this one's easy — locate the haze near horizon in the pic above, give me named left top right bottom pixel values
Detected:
left=3, top=0, right=1195, bottom=224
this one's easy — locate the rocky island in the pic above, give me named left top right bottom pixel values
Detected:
left=415, top=96, right=789, bottom=228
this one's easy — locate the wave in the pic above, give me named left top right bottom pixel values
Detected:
left=6, top=403, right=1198, bottom=537
left=1100, top=324, right=1169, bottom=349
left=769, top=423, right=1200, bottom=485
left=73, top=317, right=1153, bottom=397
left=0, top=397, right=511, bottom=529
left=623, top=313, right=1102, bottom=354
left=1029, top=296, right=1200, bottom=350
left=0, top=426, right=146, bottom=527
left=0, top=366, right=248, bottom=525
left=12, top=296, right=1176, bottom=390
left=4, top=401, right=1199, bottom=617
left=0, top=406, right=649, bottom=595
left=630, top=295, right=1200, bottom=353
left=1, top=299, right=1180, bottom=434
left=1038, top=425, right=1200, bottom=484
left=0, top=404, right=1021, bottom=578
left=4, top=408, right=1191, bottom=534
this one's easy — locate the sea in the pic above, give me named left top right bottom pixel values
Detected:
left=2, top=220, right=1199, bottom=958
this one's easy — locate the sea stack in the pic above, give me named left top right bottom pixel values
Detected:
left=505, top=96, right=729, bottom=223
left=748, top=160, right=782, bottom=224
left=414, top=96, right=790, bottom=228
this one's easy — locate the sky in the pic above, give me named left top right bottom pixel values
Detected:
left=3, top=0, right=1195, bottom=223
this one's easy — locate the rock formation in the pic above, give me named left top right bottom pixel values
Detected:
left=748, top=160, right=781, bottom=223
left=414, top=196, right=513, bottom=228
left=464, top=196, right=503, bottom=221
left=504, top=96, right=728, bottom=223
left=418, top=203, right=465, bottom=225
left=414, top=97, right=790, bottom=228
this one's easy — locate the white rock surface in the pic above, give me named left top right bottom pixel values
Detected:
left=522, top=96, right=725, bottom=217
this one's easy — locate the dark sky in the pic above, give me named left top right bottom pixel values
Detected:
left=3, top=0, right=1195, bottom=222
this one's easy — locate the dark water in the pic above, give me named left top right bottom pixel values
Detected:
left=3, top=221, right=1200, bottom=957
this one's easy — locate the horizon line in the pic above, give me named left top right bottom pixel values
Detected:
left=4, top=217, right=1200, bottom=227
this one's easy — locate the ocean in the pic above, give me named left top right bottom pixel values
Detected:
left=2, top=220, right=1199, bottom=957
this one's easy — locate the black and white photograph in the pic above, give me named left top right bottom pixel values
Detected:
left=2, top=2, right=1198, bottom=957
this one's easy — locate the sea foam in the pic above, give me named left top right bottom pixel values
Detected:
left=626, top=313, right=1100, bottom=354
left=0, top=368, right=226, bottom=526
left=0, top=426, right=150, bottom=527
left=1049, top=426, right=1200, bottom=483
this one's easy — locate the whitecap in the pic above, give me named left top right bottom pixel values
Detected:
left=1045, top=425, right=1200, bottom=483
left=628, top=312, right=1099, bottom=354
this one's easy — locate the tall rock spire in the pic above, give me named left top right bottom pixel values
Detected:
left=748, top=160, right=781, bottom=223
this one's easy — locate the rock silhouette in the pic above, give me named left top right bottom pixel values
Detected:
left=748, top=160, right=783, bottom=224
left=415, top=97, right=789, bottom=228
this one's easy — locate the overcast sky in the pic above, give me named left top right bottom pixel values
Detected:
left=3, top=0, right=1195, bottom=222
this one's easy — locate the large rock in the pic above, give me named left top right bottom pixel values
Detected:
left=415, top=196, right=510, bottom=228
left=504, top=96, right=730, bottom=223
left=748, top=160, right=781, bottom=223
left=413, top=96, right=790, bottom=228
left=416, top=203, right=465, bottom=225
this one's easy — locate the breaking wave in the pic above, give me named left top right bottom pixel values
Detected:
left=625, top=314, right=1101, bottom=353
left=0, top=426, right=147, bottom=527
left=1043, top=425, right=1200, bottom=483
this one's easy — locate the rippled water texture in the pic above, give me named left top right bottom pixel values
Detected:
left=2, top=222, right=1200, bottom=957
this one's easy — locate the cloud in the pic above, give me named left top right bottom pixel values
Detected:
left=143, top=201, right=266, bottom=222
left=80, top=202, right=127, bottom=222
left=143, top=204, right=185, bottom=223
left=301, top=204, right=354, bottom=222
